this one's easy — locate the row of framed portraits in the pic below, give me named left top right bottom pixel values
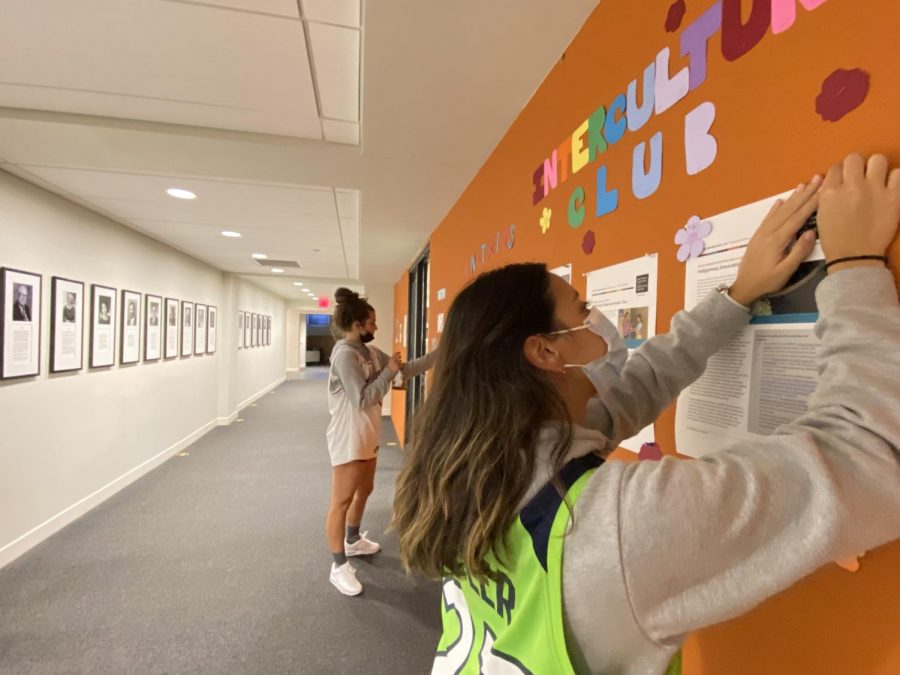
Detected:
left=237, top=311, right=272, bottom=349
left=0, top=267, right=218, bottom=380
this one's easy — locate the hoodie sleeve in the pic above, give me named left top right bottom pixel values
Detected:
left=569, top=267, right=900, bottom=648
left=585, top=290, right=751, bottom=446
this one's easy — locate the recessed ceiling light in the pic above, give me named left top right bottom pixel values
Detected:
left=221, top=231, right=242, bottom=238
left=271, top=268, right=284, bottom=274
left=167, top=188, right=196, bottom=200
left=251, top=253, right=268, bottom=260
left=293, top=282, right=304, bottom=287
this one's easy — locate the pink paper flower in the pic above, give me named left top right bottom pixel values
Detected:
left=675, top=216, right=712, bottom=262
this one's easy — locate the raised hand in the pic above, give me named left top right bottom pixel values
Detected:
left=729, top=177, right=822, bottom=306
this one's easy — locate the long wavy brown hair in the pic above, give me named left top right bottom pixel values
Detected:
left=392, top=263, right=573, bottom=580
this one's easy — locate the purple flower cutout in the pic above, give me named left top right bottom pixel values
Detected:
left=675, top=216, right=712, bottom=262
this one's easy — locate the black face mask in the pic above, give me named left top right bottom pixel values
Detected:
left=360, top=330, right=375, bottom=344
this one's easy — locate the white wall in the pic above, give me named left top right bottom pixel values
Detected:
left=285, top=308, right=300, bottom=371
left=0, top=171, right=286, bottom=567
left=284, top=308, right=308, bottom=371
left=298, top=314, right=307, bottom=368
left=229, top=280, right=287, bottom=413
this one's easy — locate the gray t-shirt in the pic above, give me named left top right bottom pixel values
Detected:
left=329, top=339, right=439, bottom=410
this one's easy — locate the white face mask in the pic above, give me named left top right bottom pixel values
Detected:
left=549, top=306, right=628, bottom=393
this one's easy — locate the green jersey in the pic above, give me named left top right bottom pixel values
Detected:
left=433, top=454, right=600, bottom=674
left=432, top=453, right=682, bottom=675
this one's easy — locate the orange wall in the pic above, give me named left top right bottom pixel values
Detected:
left=391, top=270, right=409, bottom=444
left=394, top=0, right=900, bottom=672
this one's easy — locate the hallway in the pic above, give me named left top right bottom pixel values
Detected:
left=0, top=375, right=441, bottom=674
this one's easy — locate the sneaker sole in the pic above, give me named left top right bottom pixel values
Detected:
left=330, top=574, right=363, bottom=597
left=345, top=547, right=381, bottom=557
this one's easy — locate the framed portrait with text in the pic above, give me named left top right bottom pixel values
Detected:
left=207, top=305, right=217, bottom=354
left=238, top=310, right=244, bottom=349
left=90, top=284, right=117, bottom=368
left=1, top=267, right=42, bottom=379
left=244, top=311, right=250, bottom=347
left=195, top=304, right=207, bottom=355
left=120, top=290, right=142, bottom=364
left=50, top=276, right=83, bottom=374
left=251, top=313, right=257, bottom=347
left=164, top=298, right=179, bottom=359
left=181, top=301, right=194, bottom=357
left=145, top=294, right=162, bottom=361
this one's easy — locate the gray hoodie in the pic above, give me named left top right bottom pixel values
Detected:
left=521, top=267, right=900, bottom=674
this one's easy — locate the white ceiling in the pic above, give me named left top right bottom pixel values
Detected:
left=0, top=0, right=599, bottom=302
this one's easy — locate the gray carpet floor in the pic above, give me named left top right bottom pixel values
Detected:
left=0, top=370, right=441, bottom=674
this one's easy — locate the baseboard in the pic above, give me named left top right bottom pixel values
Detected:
left=0, top=417, right=220, bottom=569
left=231, top=376, right=286, bottom=416
left=217, top=411, right=239, bottom=426
left=0, top=375, right=288, bottom=569
left=286, top=367, right=299, bottom=373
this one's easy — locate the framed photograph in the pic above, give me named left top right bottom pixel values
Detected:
left=145, top=294, right=162, bottom=361
left=267, top=316, right=272, bottom=345
left=50, top=276, right=84, bottom=374
left=120, top=290, right=142, bottom=364
left=243, top=311, right=250, bottom=347
left=1, top=267, right=42, bottom=379
left=207, top=305, right=217, bottom=354
left=256, top=313, right=262, bottom=347
left=238, top=310, right=244, bottom=349
left=195, top=304, right=207, bottom=355
left=90, top=284, right=117, bottom=368
left=251, top=313, right=257, bottom=348
left=164, top=298, right=179, bottom=359
left=181, top=301, right=194, bottom=357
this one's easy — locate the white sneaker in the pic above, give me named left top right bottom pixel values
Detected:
left=330, top=562, right=363, bottom=596
left=345, top=531, right=382, bottom=556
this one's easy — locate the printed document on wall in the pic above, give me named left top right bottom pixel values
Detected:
left=675, top=192, right=826, bottom=457
left=586, top=254, right=658, bottom=452
left=550, top=263, right=573, bottom=284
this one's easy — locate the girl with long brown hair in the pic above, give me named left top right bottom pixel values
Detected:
left=393, top=154, right=900, bottom=673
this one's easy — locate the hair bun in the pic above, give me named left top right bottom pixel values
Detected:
left=334, top=287, right=359, bottom=305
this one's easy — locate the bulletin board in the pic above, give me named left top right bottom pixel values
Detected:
left=394, top=1, right=900, bottom=673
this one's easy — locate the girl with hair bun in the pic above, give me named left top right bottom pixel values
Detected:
left=325, top=287, right=438, bottom=596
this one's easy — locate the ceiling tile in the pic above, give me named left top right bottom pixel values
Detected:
left=322, top=119, right=360, bottom=145
left=0, top=0, right=319, bottom=137
left=335, top=190, right=359, bottom=219
left=339, top=219, right=359, bottom=247
left=19, top=165, right=341, bottom=218
left=131, top=220, right=345, bottom=246
left=302, top=0, right=360, bottom=27
left=167, top=0, right=301, bottom=18
left=308, top=23, right=360, bottom=121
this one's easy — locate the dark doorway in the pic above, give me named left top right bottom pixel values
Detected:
left=405, top=248, right=429, bottom=441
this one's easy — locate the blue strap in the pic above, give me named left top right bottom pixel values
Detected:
left=519, top=453, right=604, bottom=571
